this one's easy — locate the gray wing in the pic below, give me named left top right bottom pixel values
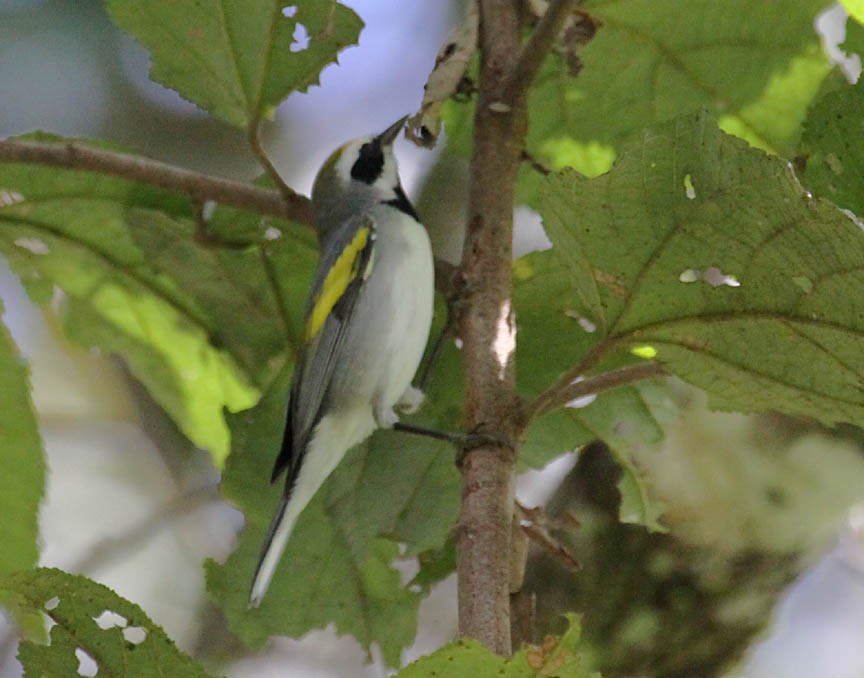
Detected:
left=270, top=213, right=376, bottom=484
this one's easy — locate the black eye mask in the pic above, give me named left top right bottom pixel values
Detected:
left=350, top=141, right=385, bottom=184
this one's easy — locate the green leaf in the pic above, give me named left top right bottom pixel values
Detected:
left=125, top=208, right=294, bottom=385
left=0, top=312, right=44, bottom=578
left=800, top=79, right=864, bottom=216
left=0, top=136, right=258, bottom=464
left=842, top=13, right=864, bottom=56
left=513, top=252, right=666, bottom=529
left=398, top=613, right=599, bottom=678
left=105, top=0, right=363, bottom=127
left=2, top=568, right=212, bottom=677
left=536, top=0, right=833, bottom=147
left=447, top=1, right=832, bottom=197
left=538, top=111, right=864, bottom=428
left=411, top=541, right=457, bottom=594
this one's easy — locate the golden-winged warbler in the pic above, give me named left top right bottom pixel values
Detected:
left=249, top=118, right=434, bottom=606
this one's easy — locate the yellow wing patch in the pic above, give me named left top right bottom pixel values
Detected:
left=304, top=226, right=372, bottom=341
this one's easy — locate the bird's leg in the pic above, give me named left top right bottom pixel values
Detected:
left=392, top=421, right=507, bottom=466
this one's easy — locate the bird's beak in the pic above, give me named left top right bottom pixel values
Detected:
left=376, top=116, right=408, bottom=147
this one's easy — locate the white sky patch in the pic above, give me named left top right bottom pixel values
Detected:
left=842, top=208, right=864, bottom=231
left=703, top=266, right=740, bottom=287
left=76, top=648, right=97, bottom=677
left=564, top=309, right=598, bottom=333
left=493, top=299, right=516, bottom=381
left=516, top=452, right=578, bottom=508
left=123, top=626, right=148, bottom=645
left=290, top=23, right=310, bottom=52
left=577, top=316, right=596, bottom=333
left=849, top=503, right=864, bottom=536
left=94, top=610, right=128, bottom=630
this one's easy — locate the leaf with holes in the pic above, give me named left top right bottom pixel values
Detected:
left=106, top=0, right=363, bottom=127
left=2, top=568, right=212, bottom=677
left=538, top=110, right=864, bottom=428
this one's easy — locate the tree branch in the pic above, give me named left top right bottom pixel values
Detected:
left=457, top=0, right=581, bottom=655
left=525, top=361, right=669, bottom=422
left=0, top=138, right=314, bottom=225
left=502, top=0, right=576, bottom=101
left=457, top=0, right=522, bottom=654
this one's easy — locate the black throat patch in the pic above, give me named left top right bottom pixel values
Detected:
left=385, top=184, right=420, bottom=221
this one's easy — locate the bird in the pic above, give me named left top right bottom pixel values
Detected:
left=249, top=118, right=435, bottom=607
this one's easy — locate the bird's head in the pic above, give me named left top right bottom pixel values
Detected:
left=311, top=117, right=408, bottom=240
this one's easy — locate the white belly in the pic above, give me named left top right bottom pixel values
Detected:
left=328, top=209, right=435, bottom=416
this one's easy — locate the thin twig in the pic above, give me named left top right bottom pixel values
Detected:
left=247, top=122, right=296, bottom=203
left=521, top=150, right=552, bottom=175
left=525, top=361, right=669, bottom=421
left=514, top=501, right=580, bottom=571
left=502, top=0, right=577, bottom=102
left=0, top=138, right=314, bottom=225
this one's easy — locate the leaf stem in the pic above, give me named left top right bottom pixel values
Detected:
left=525, top=361, right=669, bottom=421
left=247, top=122, right=297, bottom=204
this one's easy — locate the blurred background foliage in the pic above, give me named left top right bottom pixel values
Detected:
left=1, top=1, right=864, bottom=676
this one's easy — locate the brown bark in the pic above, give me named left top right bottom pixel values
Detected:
left=456, top=0, right=576, bottom=655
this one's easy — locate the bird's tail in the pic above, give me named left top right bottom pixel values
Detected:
left=247, top=408, right=377, bottom=607
left=248, top=493, right=298, bottom=607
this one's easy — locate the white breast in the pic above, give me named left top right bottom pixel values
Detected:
left=328, top=207, right=435, bottom=413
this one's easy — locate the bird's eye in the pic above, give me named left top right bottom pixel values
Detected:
left=350, top=141, right=385, bottom=184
